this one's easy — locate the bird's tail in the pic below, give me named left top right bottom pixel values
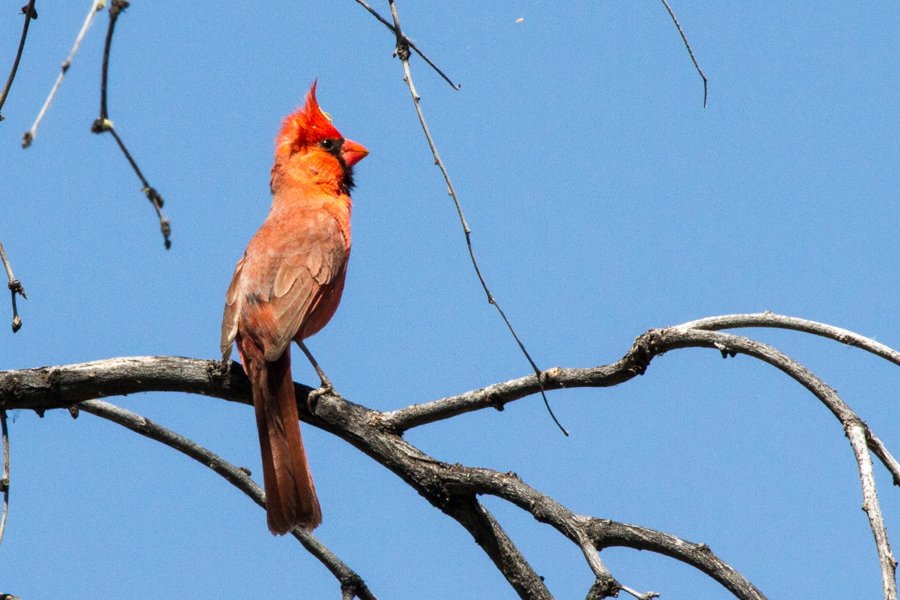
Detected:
left=242, top=339, right=322, bottom=534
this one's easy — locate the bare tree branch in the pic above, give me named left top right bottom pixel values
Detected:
left=0, top=354, right=775, bottom=599
left=681, top=312, right=900, bottom=367
left=4, top=312, right=899, bottom=598
left=0, top=239, right=27, bottom=333
left=425, top=464, right=768, bottom=600
left=385, top=0, right=566, bottom=436
left=618, top=584, right=659, bottom=600
left=350, top=0, right=459, bottom=90
left=658, top=0, right=708, bottom=107
left=91, top=0, right=171, bottom=249
left=589, top=520, right=766, bottom=599
left=680, top=312, right=900, bottom=486
left=387, top=322, right=900, bottom=597
left=443, top=498, right=554, bottom=600
left=0, top=0, right=38, bottom=121
left=23, top=0, right=106, bottom=148
left=639, top=328, right=898, bottom=599
left=846, top=421, right=899, bottom=600
left=576, top=527, right=654, bottom=600
left=77, top=399, right=379, bottom=600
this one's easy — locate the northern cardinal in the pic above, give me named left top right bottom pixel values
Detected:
left=220, top=82, right=368, bottom=534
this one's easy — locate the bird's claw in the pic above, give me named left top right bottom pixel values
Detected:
left=306, top=382, right=334, bottom=416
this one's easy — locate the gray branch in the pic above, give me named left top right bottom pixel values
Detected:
left=1, top=350, right=775, bottom=600
left=2, top=314, right=898, bottom=598
left=681, top=312, right=900, bottom=368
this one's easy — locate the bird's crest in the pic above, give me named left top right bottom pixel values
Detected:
left=275, top=81, right=342, bottom=162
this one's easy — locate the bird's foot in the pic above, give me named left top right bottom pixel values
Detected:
left=306, top=381, right=335, bottom=416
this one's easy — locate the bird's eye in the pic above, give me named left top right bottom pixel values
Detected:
left=320, top=139, right=335, bottom=151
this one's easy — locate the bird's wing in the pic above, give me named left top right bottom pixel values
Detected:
left=265, top=216, right=346, bottom=360
left=220, top=256, right=245, bottom=360
left=235, top=210, right=347, bottom=362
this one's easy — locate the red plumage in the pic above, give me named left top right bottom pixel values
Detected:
left=221, top=82, right=368, bottom=534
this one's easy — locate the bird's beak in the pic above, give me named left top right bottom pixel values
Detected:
left=341, top=138, right=369, bottom=167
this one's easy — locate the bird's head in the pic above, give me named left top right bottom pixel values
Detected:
left=272, top=81, right=368, bottom=195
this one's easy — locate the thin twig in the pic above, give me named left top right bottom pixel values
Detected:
left=91, top=0, right=171, bottom=249
left=0, top=239, right=27, bottom=333
left=78, top=399, right=379, bottom=600
left=386, top=0, right=566, bottom=436
left=23, top=0, right=106, bottom=148
left=658, top=0, right=707, bottom=107
left=0, top=411, right=9, bottom=550
left=98, top=0, right=126, bottom=122
left=0, top=0, right=38, bottom=121
left=351, top=0, right=459, bottom=90
left=618, top=586, right=660, bottom=600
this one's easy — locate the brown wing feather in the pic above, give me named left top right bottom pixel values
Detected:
left=266, top=273, right=318, bottom=361
left=243, top=212, right=346, bottom=362
left=220, top=257, right=245, bottom=360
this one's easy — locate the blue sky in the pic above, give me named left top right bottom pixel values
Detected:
left=2, top=1, right=900, bottom=598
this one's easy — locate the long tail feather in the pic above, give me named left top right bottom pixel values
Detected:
left=242, top=339, right=322, bottom=534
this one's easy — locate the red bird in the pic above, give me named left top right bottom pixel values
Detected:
left=221, top=82, right=368, bottom=534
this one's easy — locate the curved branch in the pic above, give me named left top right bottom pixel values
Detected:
left=644, top=329, right=898, bottom=599
left=681, top=312, right=900, bottom=368
left=588, top=520, right=762, bottom=598
left=5, top=313, right=899, bottom=598
left=78, top=399, right=378, bottom=600
left=681, top=312, right=900, bottom=486
left=0, top=355, right=770, bottom=600
left=428, top=464, right=767, bottom=600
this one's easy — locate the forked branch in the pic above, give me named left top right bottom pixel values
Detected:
left=0, top=315, right=897, bottom=599
left=0, top=354, right=763, bottom=599
left=351, top=0, right=459, bottom=89
left=91, top=0, right=171, bottom=249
